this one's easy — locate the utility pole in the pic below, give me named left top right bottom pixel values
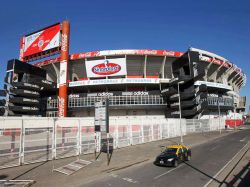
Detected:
left=178, top=81, right=184, bottom=144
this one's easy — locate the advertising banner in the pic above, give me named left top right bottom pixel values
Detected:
left=85, top=58, right=127, bottom=78
left=21, top=23, right=61, bottom=61
left=69, top=78, right=163, bottom=87
left=58, top=21, right=70, bottom=117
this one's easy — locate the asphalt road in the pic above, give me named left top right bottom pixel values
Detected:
left=81, top=129, right=250, bottom=187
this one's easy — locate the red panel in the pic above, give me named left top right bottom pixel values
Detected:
left=23, top=24, right=60, bottom=58
left=19, top=37, right=25, bottom=61
left=3, top=129, right=21, bottom=136
left=58, top=21, right=70, bottom=117
left=79, top=77, right=89, bottom=80
left=35, top=57, right=60, bottom=67
left=109, top=126, right=115, bottom=133
left=127, top=75, right=143, bottom=78
left=225, top=119, right=244, bottom=127
left=146, top=75, right=159, bottom=78
left=35, top=49, right=184, bottom=67
left=58, top=84, right=68, bottom=117
left=132, top=125, right=140, bottom=131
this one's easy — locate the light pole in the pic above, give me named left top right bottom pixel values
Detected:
left=178, top=81, right=184, bottom=144
left=217, top=95, right=221, bottom=134
left=233, top=97, right=237, bottom=130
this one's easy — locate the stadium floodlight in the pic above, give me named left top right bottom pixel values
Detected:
left=178, top=81, right=185, bottom=144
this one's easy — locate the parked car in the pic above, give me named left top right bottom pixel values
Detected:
left=154, top=144, right=191, bottom=167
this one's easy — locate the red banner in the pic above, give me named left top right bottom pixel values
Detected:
left=20, top=24, right=61, bottom=61
left=58, top=21, right=70, bottom=117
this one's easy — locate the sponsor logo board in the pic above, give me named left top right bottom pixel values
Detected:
left=59, top=60, right=67, bottom=84
left=21, top=24, right=61, bottom=60
left=69, top=78, right=164, bottom=87
left=85, top=58, right=126, bottom=78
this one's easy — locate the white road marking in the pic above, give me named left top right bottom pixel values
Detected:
left=240, top=137, right=246, bottom=142
left=122, top=177, right=138, bottom=184
left=154, top=164, right=184, bottom=180
left=110, top=173, right=118, bottom=178
left=203, top=141, right=250, bottom=187
left=109, top=173, right=138, bottom=184
left=209, top=145, right=219, bottom=151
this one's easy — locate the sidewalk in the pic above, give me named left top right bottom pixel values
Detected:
left=0, top=130, right=233, bottom=187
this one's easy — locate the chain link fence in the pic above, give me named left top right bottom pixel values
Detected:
left=0, top=117, right=225, bottom=169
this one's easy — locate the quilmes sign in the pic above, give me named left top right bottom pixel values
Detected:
left=85, top=58, right=127, bottom=78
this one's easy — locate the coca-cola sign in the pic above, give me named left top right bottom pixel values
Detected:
left=92, top=60, right=121, bottom=75
left=86, top=58, right=127, bottom=78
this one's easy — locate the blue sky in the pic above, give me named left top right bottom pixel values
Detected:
left=0, top=0, right=249, bottom=110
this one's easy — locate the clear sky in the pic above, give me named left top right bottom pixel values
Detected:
left=0, top=0, right=249, bottom=111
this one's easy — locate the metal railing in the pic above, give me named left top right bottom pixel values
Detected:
left=47, top=95, right=165, bottom=109
left=207, top=97, right=233, bottom=107
left=0, top=117, right=225, bottom=169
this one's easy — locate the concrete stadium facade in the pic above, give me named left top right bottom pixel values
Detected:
left=0, top=48, right=246, bottom=120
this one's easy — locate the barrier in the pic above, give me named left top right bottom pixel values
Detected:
left=0, top=116, right=226, bottom=169
left=225, top=119, right=243, bottom=127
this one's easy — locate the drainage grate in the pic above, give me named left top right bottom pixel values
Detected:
left=0, top=180, right=35, bottom=187
left=53, top=159, right=92, bottom=175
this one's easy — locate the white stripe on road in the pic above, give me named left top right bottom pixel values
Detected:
left=110, top=173, right=138, bottom=184
left=240, top=137, right=247, bottom=142
left=203, top=141, right=250, bottom=187
left=122, top=177, right=138, bottom=184
left=154, top=164, right=184, bottom=180
left=209, top=145, right=219, bottom=151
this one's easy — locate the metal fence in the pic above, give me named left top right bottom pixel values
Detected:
left=0, top=117, right=225, bottom=169
left=47, top=95, right=165, bottom=110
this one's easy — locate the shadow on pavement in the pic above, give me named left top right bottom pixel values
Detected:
left=227, top=161, right=250, bottom=187
left=0, top=174, right=8, bottom=179
left=183, top=157, right=250, bottom=187
left=12, top=161, right=48, bottom=180
left=183, top=161, right=222, bottom=185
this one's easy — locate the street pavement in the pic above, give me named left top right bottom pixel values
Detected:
left=0, top=129, right=249, bottom=187
left=82, top=129, right=250, bottom=187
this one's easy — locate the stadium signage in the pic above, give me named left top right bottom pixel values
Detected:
left=194, top=81, right=232, bottom=90
left=122, top=91, right=149, bottom=96
left=61, top=34, right=68, bottom=52
left=42, top=80, right=53, bottom=85
left=58, top=97, right=65, bottom=117
left=68, top=94, right=80, bottom=98
left=23, top=90, right=39, bottom=94
left=20, top=23, right=61, bottom=62
left=65, top=91, right=160, bottom=98
left=69, top=78, right=161, bottom=87
left=23, top=98, right=39, bottom=102
left=86, top=58, right=127, bottom=78
left=92, top=61, right=121, bottom=76
left=22, top=106, right=39, bottom=110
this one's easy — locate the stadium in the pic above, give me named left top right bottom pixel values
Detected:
left=1, top=48, right=246, bottom=119
left=0, top=21, right=247, bottom=122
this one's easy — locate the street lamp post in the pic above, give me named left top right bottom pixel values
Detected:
left=178, top=81, right=184, bottom=144
left=232, top=95, right=236, bottom=130
left=217, top=96, right=221, bottom=134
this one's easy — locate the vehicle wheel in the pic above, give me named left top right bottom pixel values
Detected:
left=173, top=160, right=178, bottom=167
left=187, top=155, right=191, bottom=161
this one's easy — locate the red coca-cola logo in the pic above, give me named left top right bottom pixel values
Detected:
left=92, top=60, right=121, bottom=75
